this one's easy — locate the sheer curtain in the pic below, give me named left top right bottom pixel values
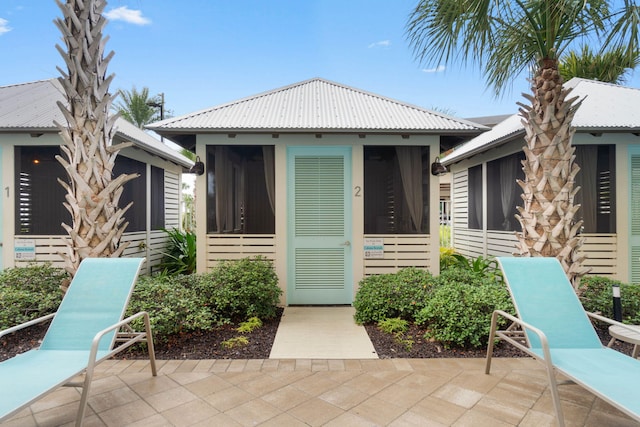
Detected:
left=574, top=146, right=598, bottom=232
left=262, top=146, right=275, bottom=215
left=215, top=147, right=232, bottom=232
left=469, top=166, right=483, bottom=229
left=499, top=155, right=518, bottom=230
left=396, top=147, right=423, bottom=232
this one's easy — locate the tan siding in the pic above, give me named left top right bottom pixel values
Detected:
left=363, top=235, right=431, bottom=275
left=579, top=234, right=618, bottom=277
left=205, top=235, right=276, bottom=270
left=164, top=170, right=180, bottom=228
left=451, top=170, right=484, bottom=258
left=486, top=231, right=518, bottom=256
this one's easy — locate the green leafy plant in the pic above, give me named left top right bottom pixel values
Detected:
left=197, top=256, right=282, bottom=323
left=0, top=263, right=68, bottom=329
left=158, top=228, right=196, bottom=275
left=377, top=317, right=409, bottom=334
left=416, top=280, right=514, bottom=348
left=378, top=317, right=414, bottom=351
left=353, top=267, right=435, bottom=324
left=126, top=274, right=212, bottom=342
left=394, top=333, right=414, bottom=351
left=237, top=316, right=263, bottom=333
left=441, top=253, right=503, bottom=283
left=439, top=247, right=460, bottom=271
left=221, top=336, right=249, bottom=349
left=579, top=276, right=640, bottom=324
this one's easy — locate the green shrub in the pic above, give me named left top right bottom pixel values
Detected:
left=579, top=276, right=640, bottom=324
left=353, top=267, right=435, bottom=324
left=126, top=274, right=212, bottom=342
left=158, top=228, right=197, bottom=275
left=436, top=265, right=496, bottom=287
left=0, top=264, right=67, bottom=329
left=197, top=256, right=281, bottom=323
left=416, top=280, right=514, bottom=348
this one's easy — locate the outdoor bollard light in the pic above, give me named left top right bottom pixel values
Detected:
left=612, top=283, right=622, bottom=322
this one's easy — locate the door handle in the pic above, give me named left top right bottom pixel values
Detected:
left=340, top=241, right=351, bottom=246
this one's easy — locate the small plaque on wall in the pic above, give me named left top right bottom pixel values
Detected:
left=364, top=238, right=384, bottom=259
left=15, top=239, right=36, bottom=260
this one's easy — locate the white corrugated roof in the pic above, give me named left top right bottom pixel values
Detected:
left=0, top=79, right=193, bottom=168
left=442, top=78, right=640, bottom=165
left=148, top=78, right=487, bottom=134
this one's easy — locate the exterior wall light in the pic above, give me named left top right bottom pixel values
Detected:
left=189, top=156, right=205, bottom=175
left=431, top=157, right=448, bottom=176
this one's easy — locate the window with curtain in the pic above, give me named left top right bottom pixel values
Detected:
left=468, top=165, right=483, bottom=230
left=150, top=166, right=165, bottom=230
left=364, top=146, right=429, bottom=234
left=574, top=144, right=616, bottom=233
left=15, top=146, right=70, bottom=235
left=113, top=157, right=146, bottom=232
left=206, top=145, right=275, bottom=234
left=487, top=152, right=525, bottom=231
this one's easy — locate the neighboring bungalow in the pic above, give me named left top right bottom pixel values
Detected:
left=148, top=78, right=487, bottom=305
left=0, top=79, right=193, bottom=273
left=441, top=78, right=640, bottom=283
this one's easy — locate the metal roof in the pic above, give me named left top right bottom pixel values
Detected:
left=148, top=78, right=488, bottom=138
left=0, top=79, right=193, bottom=169
left=442, top=78, right=640, bottom=165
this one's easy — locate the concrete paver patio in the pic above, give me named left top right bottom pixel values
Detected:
left=2, top=357, right=636, bottom=426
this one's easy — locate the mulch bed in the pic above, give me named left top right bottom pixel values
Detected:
left=1, top=309, right=635, bottom=361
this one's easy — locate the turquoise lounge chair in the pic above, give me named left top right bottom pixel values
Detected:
left=486, top=257, right=640, bottom=426
left=0, top=257, right=156, bottom=426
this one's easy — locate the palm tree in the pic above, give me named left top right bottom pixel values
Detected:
left=54, top=0, right=139, bottom=285
left=115, top=87, right=163, bottom=128
left=407, top=0, right=639, bottom=286
left=560, top=45, right=640, bottom=84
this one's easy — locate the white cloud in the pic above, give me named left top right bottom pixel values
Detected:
left=422, top=65, right=446, bottom=73
left=368, top=40, right=391, bottom=49
left=0, top=18, right=11, bottom=35
left=104, top=6, right=151, bottom=25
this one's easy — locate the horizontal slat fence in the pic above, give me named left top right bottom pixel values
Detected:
left=363, top=235, right=431, bottom=275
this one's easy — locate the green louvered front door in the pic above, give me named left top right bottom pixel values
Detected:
left=630, top=147, right=640, bottom=283
left=287, top=146, right=352, bottom=304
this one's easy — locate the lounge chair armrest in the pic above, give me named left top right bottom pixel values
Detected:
left=490, top=310, right=553, bottom=360
left=586, top=311, right=638, bottom=333
left=0, top=313, right=56, bottom=340
left=89, top=311, right=151, bottom=354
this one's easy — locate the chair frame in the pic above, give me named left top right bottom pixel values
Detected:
left=486, top=293, right=640, bottom=426
left=0, top=259, right=157, bottom=427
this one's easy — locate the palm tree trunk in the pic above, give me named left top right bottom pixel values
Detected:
left=515, top=62, right=590, bottom=287
left=53, top=0, right=138, bottom=288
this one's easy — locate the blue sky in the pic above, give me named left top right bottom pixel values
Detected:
left=2, top=0, right=639, bottom=120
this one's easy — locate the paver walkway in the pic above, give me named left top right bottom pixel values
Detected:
left=3, top=358, right=636, bottom=426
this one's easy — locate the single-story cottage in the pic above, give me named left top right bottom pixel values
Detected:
left=148, top=78, right=487, bottom=305
left=0, top=79, right=193, bottom=273
left=441, top=78, right=640, bottom=283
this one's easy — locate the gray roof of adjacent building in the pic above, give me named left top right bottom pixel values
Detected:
left=442, top=78, right=640, bottom=165
left=147, top=78, right=489, bottom=138
left=0, top=79, right=193, bottom=169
